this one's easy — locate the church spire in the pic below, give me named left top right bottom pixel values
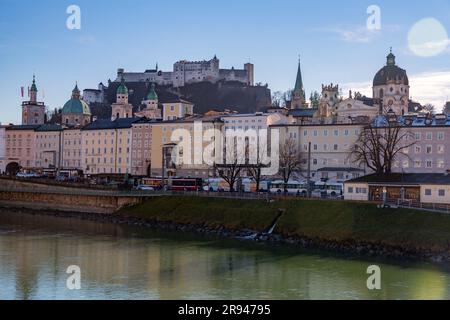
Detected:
left=294, top=56, right=304, bottom=92
left=291, top=56, right=306, bottom=109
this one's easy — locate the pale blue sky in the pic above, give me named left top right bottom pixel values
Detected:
left=1, top=0, right=450, bottom=124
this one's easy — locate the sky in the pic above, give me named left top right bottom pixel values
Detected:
left=1, top=0, right=450, bottom=124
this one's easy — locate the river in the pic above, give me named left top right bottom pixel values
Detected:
left=0, top=210, right=450, bottom=300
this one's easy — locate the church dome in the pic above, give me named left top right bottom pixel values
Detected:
left=373, top=50, right=409, bottom=87
left=62, top=84, right=91, bottom=115
left=146, top=83, right=158, bottom=100
left=117, top=83, right=128, bottom=95
left=117, top=77, right=128, bottom=95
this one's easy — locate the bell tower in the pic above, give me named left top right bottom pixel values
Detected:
left=22, top=75, right=46, bottom=125
left=291, top=57, right=306, bottom=109
left=111, top=77, right=133, bottom=120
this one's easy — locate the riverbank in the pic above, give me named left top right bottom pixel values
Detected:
left=3, top=196, right=450, bottom=262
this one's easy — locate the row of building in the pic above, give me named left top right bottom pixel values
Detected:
left=1, top=51, right=450, bottom=189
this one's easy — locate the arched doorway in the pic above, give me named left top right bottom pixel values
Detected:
left=6, top=162, right=21, bottom=176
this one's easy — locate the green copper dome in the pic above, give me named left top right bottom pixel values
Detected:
left=62, top=84, right=91, bottom=115
left=117, top=77, right=128, bottom=95
left=146, top=83, right=158, bottom=100
left=62, top=99, right=91, bottom=115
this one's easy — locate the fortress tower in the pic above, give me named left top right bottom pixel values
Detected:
left=318, top=83, right=339, bottom=118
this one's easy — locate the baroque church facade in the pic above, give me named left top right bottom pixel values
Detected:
left=288, top=50, right=417, bottom=124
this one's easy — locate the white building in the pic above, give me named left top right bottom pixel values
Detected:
left=114, top=56, right=254, bottom=88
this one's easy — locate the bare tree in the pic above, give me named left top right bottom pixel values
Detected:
left=420, top=103, right=436, bottom=114
left=216, top=136, right=246, bottom=192
left=246, top=138, right=269, bottom=192
left=443, top=102, right=450, bottom=115
left=271, top=91, right=284, bottom=108
left=279, top=137, right=303, bottom=192
left=351, top=115, right=416, bottom=175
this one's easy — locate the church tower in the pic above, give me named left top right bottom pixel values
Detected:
left=291, top=58, right=306, bottom=109
left=318, top=83, right=339, bottom=118
left=111, top=77, right=133, bottom=120
left=22, top=75, right=46, bottom=125
left=135, top=83, right=162, bottom=119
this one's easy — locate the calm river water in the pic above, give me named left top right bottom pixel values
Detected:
left=1, top=210, right=450, bottom=300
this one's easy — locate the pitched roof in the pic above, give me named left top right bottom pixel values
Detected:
left=347, top=173, right=450, bottom=185
left=5, top=125, right=41, bottom=131
left=288, top=108, right=317, bottom=117
left=81, top=117, right=141, bottom=130
left=35, top=124, right=64, bottom=132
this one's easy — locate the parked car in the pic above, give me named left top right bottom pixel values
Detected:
left=135, top=185, right=155, bottom=191
left=55, top=175, right=68, bottom=182
left=16, top=172, right=36, bottom=178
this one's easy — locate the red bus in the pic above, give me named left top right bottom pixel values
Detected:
left=170, top=178, right=203, bottom=191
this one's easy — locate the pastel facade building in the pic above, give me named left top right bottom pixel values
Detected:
left=150, top=115, right=225, bottom=178
left=344, top=173, right=450, bottom=205
left=61, top=128, right=83, bottom=170
left=34, top=124, right=63, bottom=170
left=273, top=123, right=366, bottom=183
left=130, top=118, right=158, bottom=176
left=223, top=112, right=289, bottom=132
left=0, top=126, right=6, bottom=173
left=21, top=76, right=46, bottom=125
left=4, top=125, right=38, bottom=170
left=393, top=115, right=450, bottom=173
left=81, top=118, right=136, bottom=175
left=162, top=99, right=194, bottom=121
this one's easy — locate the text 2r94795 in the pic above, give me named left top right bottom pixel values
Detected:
left=222, top=305, right=270, bottom=315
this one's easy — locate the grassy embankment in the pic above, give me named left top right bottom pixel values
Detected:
left=118, top=196, right=450, bottom=252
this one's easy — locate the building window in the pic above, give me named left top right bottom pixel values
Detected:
left=414, top=160, right=422, bottom=168
left=437, top=132, right=444, bottom=141
left=348, top=187, right=354, bottom=193
left=425, top=189, right=432, bottom=196
left=439, top=190, right=446, bottom=197
left=426, top=145, right=432, bottom=154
